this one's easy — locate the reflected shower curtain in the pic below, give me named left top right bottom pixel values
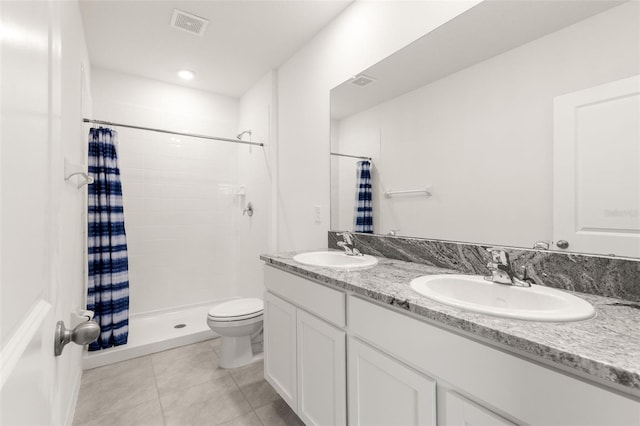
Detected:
left=354, top=160, right=373, bottom=233
left=87, top=127, right=129, bottom=350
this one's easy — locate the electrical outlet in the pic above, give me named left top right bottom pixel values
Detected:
left=314, top=205, right=321, bottom=223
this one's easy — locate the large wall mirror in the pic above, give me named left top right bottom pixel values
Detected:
left=330, top=0, right=640, bottom=258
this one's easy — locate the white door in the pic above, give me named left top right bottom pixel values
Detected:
left=296, top=310, right=346, bottom=426
left=263, top=292, right=298, bottom=412
left=1, top=1, right=61, bottom=424
left=348, top=337, right=436, bottom=426
left=553, top=75, right=640, bottom=257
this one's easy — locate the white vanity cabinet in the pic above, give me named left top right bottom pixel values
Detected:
left=263, top=264, right=640, bottom=426
left=263, top=266, right=347, bottom=426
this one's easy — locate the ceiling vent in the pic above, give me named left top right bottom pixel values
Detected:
left=350, top=75, right=376, bottom=88
left=170, top=9, right=209, bottom=36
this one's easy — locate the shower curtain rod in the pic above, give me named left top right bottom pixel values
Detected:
left=330, top=152, right=372, bottom=160
left=83, top=119, right=264, bottom=147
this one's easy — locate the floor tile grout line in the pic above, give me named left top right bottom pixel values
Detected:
left=150, top=354, right=168, bottom=426
left=228, top=364, right=271, bottom=410
left=227, top=368, right=257, bottom=415
left=253, top=408, right=267, bottom=426
left=155, top=369, right=234, bottom=402
left=151, top=340, right=231, bottom=398
left=225, top=363, right=273, bottom=425
left=151, top=339, right=219, bottom=366
left=230, top=364, right=283, bottom=412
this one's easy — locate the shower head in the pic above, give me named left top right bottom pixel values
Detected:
left=236, top=130, right=252, bottom=140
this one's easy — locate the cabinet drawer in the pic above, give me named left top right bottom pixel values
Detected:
left=264, top=265, right=346, bottom=327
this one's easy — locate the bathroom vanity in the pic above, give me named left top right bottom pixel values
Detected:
left=261, top=252, right=640, bottom=426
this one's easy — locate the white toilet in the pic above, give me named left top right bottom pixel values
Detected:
left=207, top=298, right=264, bottom=369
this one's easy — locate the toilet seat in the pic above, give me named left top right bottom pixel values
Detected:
left=207, top=298, right=263, bottom=322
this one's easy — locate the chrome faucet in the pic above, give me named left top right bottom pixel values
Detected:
left=336, top=231, right=362, bottom=256
left=485, top=248, right=531, bottom=287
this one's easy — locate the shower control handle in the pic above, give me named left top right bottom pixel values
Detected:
left=243, top=202, right=254, bottom=217
left=54, top=320, right=100, bottom=356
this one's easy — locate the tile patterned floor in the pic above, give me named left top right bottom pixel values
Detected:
left=73, top=339, right=304, bottom=426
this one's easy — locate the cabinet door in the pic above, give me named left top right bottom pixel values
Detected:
left=444, top=391, right=514, bottom=426
left=264, top=292, right=297, bottom=411
left=297, top=310, right=346, bottom=426
left=348, top=337, right=436, bottom=426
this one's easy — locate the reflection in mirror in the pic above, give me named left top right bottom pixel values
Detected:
left=330, top=0, right=640, bottom=258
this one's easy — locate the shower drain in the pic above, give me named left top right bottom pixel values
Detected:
left=174, top=324, right=187, bottom=329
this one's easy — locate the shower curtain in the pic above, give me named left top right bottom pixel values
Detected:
left=87, top=127, right=130, bottom=350
left=354, top=160, right=373, bottom=233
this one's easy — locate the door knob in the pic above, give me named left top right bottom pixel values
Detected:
left=54, top=320, right=100, bottom=356
left=556, top=240, right=570, bottom=249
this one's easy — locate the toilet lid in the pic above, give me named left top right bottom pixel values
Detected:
left=208, top=298, right=263, bottom=320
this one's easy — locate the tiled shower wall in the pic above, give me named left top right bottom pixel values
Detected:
left=92, top=68, right=242, bottom=314
left=118, top=132, right=241, bottom=313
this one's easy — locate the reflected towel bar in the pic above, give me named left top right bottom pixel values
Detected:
left=384, top=187, right=432, bottom=198
left=330, top=152, right=372, bottom=161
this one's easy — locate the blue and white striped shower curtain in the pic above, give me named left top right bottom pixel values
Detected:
left=354, top=160, right=373, bottom=233
left=87, top=127, right=129, bottom=350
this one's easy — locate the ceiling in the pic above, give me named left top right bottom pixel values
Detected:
left=80, top=0, right=352, bottom=98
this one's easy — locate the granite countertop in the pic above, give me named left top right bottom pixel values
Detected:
left=261, top=251, right=640, bottom=396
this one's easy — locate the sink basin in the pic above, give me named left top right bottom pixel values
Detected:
left=293, top=251, right=378, bottom=269
left=410, top=274, right=595, bottom=322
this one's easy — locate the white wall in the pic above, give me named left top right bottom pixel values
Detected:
left=276, top=0, right=481, bottom=251
left=237, top=71, right=277, bottom=297
left=333, top=1, right=639, bottom=247
left=91, top=69, right=241, bottom=314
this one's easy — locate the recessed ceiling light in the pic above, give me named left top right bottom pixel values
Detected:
left=178, top=70, right=195, bottom=80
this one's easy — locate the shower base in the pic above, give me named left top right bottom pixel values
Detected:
left=82, top=300, right=226, bottom=369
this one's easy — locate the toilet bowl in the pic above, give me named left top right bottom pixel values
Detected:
left=207, top=298, right=263, bottom=369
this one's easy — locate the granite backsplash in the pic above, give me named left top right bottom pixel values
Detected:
left=328, top=232, right=640, bottom=303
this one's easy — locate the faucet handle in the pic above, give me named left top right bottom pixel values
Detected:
left=533, top=240, right=550, bottom=250
left=337, top=231, right=353, bottom=245
left=486, top=247, right=509, bottom=265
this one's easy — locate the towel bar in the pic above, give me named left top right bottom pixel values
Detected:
left=384, top=187, right=432, bottom=198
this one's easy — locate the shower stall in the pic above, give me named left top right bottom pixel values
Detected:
left=82, top=67, right=276, bottom=368
left=83, top=69, right=274, bottom=368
